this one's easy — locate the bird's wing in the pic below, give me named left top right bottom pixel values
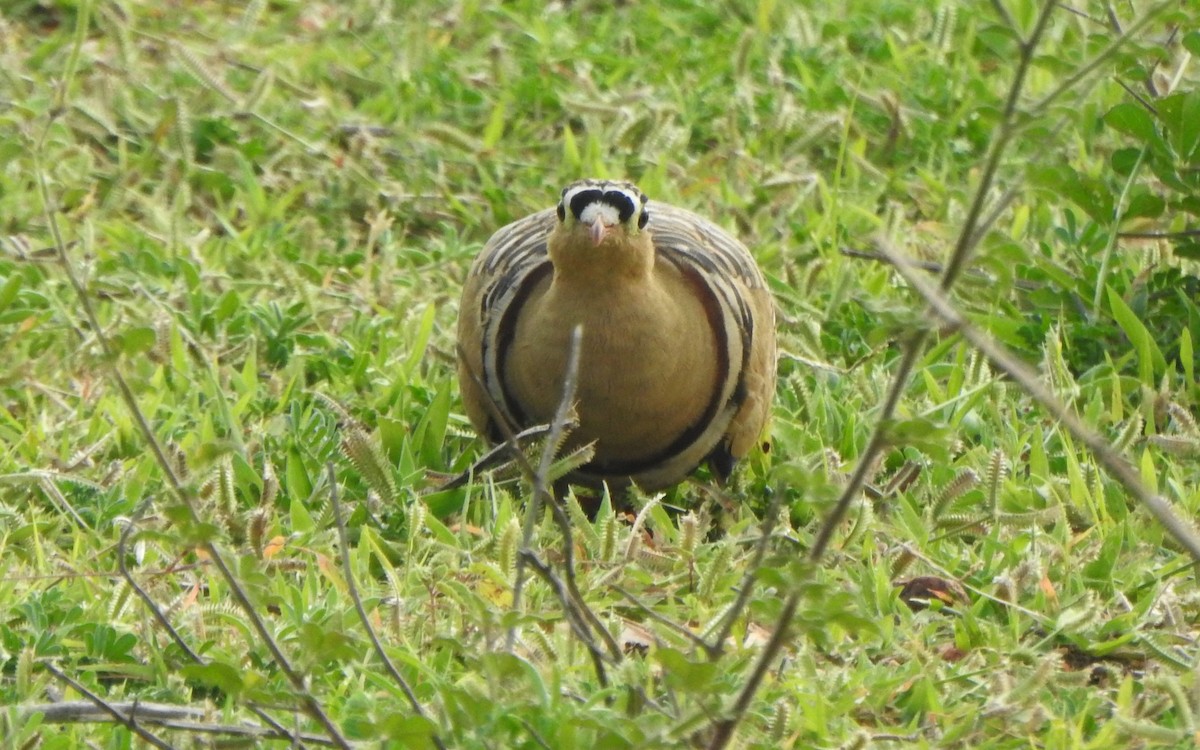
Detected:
left=456, top=207, right=557, bottom=440
left=647, top=202, right=777, bottom=481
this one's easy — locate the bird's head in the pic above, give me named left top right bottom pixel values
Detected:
left=554, top=180, right=650, bottom=248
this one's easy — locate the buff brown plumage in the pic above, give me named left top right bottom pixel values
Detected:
left=457, top=179, right=776, bottom=491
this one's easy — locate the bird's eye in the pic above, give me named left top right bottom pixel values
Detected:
left=638, top=210, right=649, bottom=229
left=556, top=202, right=566, bottom=222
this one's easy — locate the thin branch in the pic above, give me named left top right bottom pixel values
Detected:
left=327, top=463, right=447, bottom=750
left=534, top=324, right=585, bottom=496
left=1115, top=78, right=1160, bottom=115
left=503, top=331, right=565, bottom=641
left=454, top=345, right=544, bottom=642
left=841, top=248, right=945, bottom=273
left=33, top=119, right=350, bottom=750
left=816, top=0, right=1059, bottom=563
left=454, top=343, right=540, bottom=481
left=16, top=700, right=339, bottom=746
left=117, top=504, right=203, bottom=663
left=705, top=3, right=1065, bottom=747
left=988, top=0, right=1019, bottom=36
left=810, top=345, right=920, bottom=561
left=458, top=334, right=618, bottom=675
left=483, top=326, right=622, bottom=665
left=707, top=489, right=783, bottom=657
left=1118, top=229, right=1200, bottom=239
left=43, top=662, right=174, bottom=749
left=612, top=586, right=715, bottom=654
left=118, top=509, right=314, bottom=744
left=1029, top=2, right=1176, bottom=114
left=432, top=424, right=559, bottom=492
left=202, top=544, right=352, bottom=748
left=939, top=0, right=1057, bottom=290
left=878, top=239, right=1200, bottom=562
left=20, top=700, right=204, bottom=723
left=531, top=326, right=625, bottom=662
left=520, top=552, right=610, bottom=687
left=33, top=12, right=348, bottom=738
left=705, top=592, right=799, bottom=750
left=544, top=493, right=624, bottom=661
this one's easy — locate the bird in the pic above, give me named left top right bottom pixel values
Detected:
left=456, top=179, right=776, bottom=491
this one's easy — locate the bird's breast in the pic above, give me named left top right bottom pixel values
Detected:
left=502, top=267, right=721, bottom=465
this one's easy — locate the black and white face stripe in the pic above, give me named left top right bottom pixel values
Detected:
left=556, top=180, right=650, bottom=230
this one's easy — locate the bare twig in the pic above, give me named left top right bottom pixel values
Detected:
left=878, top=239, right=1200, bottom=562
left=705, top=593, right=799, bottom=749
left=531, top=327, right=624, bottom=662
left=705, top=3, right=1068, bottom=747
left=939, top=0, right=1057, bottom=291
left=612, top=585, right=715, bottom=653
left=454, top=345, right=540, bottom=482
left=17, top=700, right=339, bottom=745
left=33, top=46, right=350, bottom=750
left=117, top=504, right=203, bottom=663
left=988, top=0, right=1018, bottom=32
left=502, top=326, right=567, bottom=637
left=197, top=539, right=351, bottom=747
left=497, top=327, right=622, bottom=665
left=815, top=0, right=1059, bottom=564
left=706, top=489, right=784, bottom=657
left=327, top=463, right=447, bottom=750
left=1029, top=2, right=1176, bottom=114
left=520, top=552, right=610, bottom=687
left=458, top=333, right=618, bottom=676
left=432, top=424, right=559, bottom=491
left=117, top=507, right=313, bottom=744
left=20, top=700, right=204, bottom=723
left=1118, top=229, right=1200, bottom=239
left=534, top=325, right=585, bottom=498
left=43, top=662, right=174, bottom=749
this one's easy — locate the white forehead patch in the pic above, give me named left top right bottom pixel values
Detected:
left=577, top=202, right=622, bottom=227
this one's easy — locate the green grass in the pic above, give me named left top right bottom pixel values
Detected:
left=2, top=0, right=1200, bottom=747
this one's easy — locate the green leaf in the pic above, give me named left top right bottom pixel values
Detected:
left=1121, top=192, right=1164, bottom=221
left=1028, top=164, right=1114, bottom=224
left=1109, top=147, right=1142, bottom=176
left=1158, top=91, right=1200, bottom=161
left=1103, top=103, right=1156, bottom=141
left=481, top=99, right=507, bottom=149
left=215, top=288, right=241, bottom=322
left=1028, top=426, right=1049, bottom=480
left=1184, top=31, right=1200, bottom=57
left=285, top=447, right=313, bottom=505
left=289, top=493, right=315, bottom=533
left=399, top=304, right=436, bottom=384
left=0, top=274, right=21, bottom=314
left=1139, top=448, right=1159, bottom=495
left=1082, top=527, right=1123, bottom=584
left=381, top=715, right=439, bottom=748
left=1176, top=241, right=1200, bottom=261
left=655, top=648, right=720, bottom=693
left=416, top=379, right=453, bottom=468
left=116, top=325, right=156, bottom=356
left=1106, top=285, right=1165, bottom=384
left=378, top=415, right=408, bottom=463
left=1181, top=327, right=1194, bottom=386
left=181, top=662, right=245, bottom=694
left=562, top=126, right=580, bottom=172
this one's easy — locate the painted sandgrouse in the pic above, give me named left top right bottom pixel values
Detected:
left=457, top=179, right=775, bottom=491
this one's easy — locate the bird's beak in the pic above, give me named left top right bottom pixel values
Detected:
left=588, top=219, right=610, bottom=246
